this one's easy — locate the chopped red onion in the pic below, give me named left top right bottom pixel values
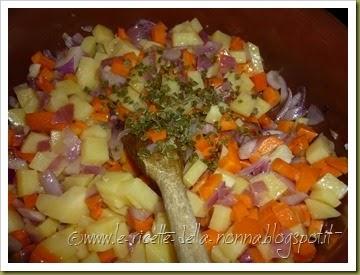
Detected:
left=219, top=53, right=236, bottom=74
left=37, top=139, right=50, bottom=152
left=199, top=30, right=209, bottom=43
left=307, top=104, right=325, bottom=125
left=195, top=41, right=221, bottom=58
left=64, top=158, right=81, bottom=175
left=162, top=48, right=181, bottom=61
left=274, top=173, right=296, bottom=192
left=281, top=89, right=307, bottom=120
left=206, top=182, right=233, bottom=208
left=40, top=170, right=63, bottom=196
left=8, top=156, right=27, bottom=170
left=127, top=19, right=155, bottom=45
left=330, top=129, right=338, bottom=140
left=129, top=207, right=152, bottom=221
left=217, top=193, right=237, bottom=206
left=9, top=235, right=23, bottom=253
left=56, top=58, right=74, bottom=74
left=239, top=158, right=270, bottom=177
left=201, top=123, right=216, bottom=135
left=266, top=71, right=288, bottom=102
left=56, top=46, right=83, bottom=74
left=197, top=55, right=212, bottom=71
left=215, top=81, right=233, bottom=102
left=238, top=249, right=253, bottom=263
left=47, top=155, right=64, bottom=172
left=127, top=232, right=142, bottom=253
left=271, top=230, right=292, bottom=259
left=81, top=165, right=104, bottom=175
left=53, top=104, right=74, bottom=124
left=12, top=198, right=25, bottom=209
left=72, top=33, right=84, bottom=45
left=17, top=208, right=45, bottom=223
left=24, top=219, right=44, bottom=243
left=36, top=90, right=50, bottom=109
left=109, top=128, right=130, bottom=161
left=146, top=143, right=157, bottom=154
left=238, top=139, right=258, bottom=160
left=62, top=32, right=75, bottom=48
left=43, top=49, right=56, bottom=60
left=81, top=25, right=93, bottom=32
left=9, top=95, right=19, bottom=108
left=275, top=88, right=293, bottom=120
left=101, top=66, right=127, bottom=87
left=62, top=128, right=81, bottom=161
left=280, top=192, right=308, bottom=205
left=249, top=180, right=268, bottom=207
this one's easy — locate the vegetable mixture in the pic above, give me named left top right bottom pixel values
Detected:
left=8, top=18, right=348, bottom=263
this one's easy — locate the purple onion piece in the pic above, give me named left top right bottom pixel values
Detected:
left=162, top=48, right=181, bottom=61
left=101, top=66, right=127, bottom=87
left=62, top=128, right=81, bottom=161
left=266, top=71, right=288, bottom=103
left=53, top=104, right=74, bottom=124
left=40, top=170, right=63, bottom=196
left=240, top=158, right=270, bottom=178
left=307, top=104, right=325, bottom=125
left=17, top=208, right=46, bottom=223
left=275, top=88, right=293, bottom=121
left=127, top=19, right=155, bottom=45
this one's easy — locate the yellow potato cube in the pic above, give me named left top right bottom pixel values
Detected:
left=81, top=137, right=109, bottom=166
left=306, top=133, right=334, bottom=164
left=29, top=151, right=58, bottom=172
left=209, top=205, right=232, bottom=232
left=21, top=132, right=49, bottom=153
left=16, top=169, right=40, bottom=197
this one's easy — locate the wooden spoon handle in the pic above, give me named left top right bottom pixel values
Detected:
left=145, top=158, right=210, bottom=263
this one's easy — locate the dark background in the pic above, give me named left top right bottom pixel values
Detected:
left=326, top=8, right=348, bottom=26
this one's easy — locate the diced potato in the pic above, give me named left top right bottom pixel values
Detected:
left=105, top=38, right=140, bottom=57
left=63, top=174, right=95, bottom=190
left=129, top=73, right=146, bottom=94
left=82, top=252, right=101, bottom=263
left=76, top=243, right=90, bottom=260
left=211, top=30, right=231, bottom=49
left=152, top=212, right=170, bottom=235
left=310, top=189, right=341, bottom=208
left=16, top=169, right=40, bottom=197
left=231, top=177, right=250, bottom=195
left=54, top=79, right=85, bottom=98
left=162, top=76, right=180, bottom=95
left=8, top=108, right=26, bottom=127
left=9, top=208, right=24, bottom=232
left=92, top=24, right=114, bottom=44
left=230, top=50, right=247, bottom=64
left=46, top=90, right=69, bottom=112
left=81, top=36, right=97, bottom=57
left=171, top=20, right=193, bottom=33
left=36, top=218, right=59, bottom=239
left=306, top=134, right=334, bottom=164
left=113, top=222, right=129, bottom=259
left=76, top=57, right=100, bottom=91
left=21, top=132, right=49, bottom=154
left=238, top=73, right=255, bottom=93
left=28, top=63, right=41, bottom=78
left=209, top=205, right=232, bottom=232
left=206, top=62, right=220, bottom=78
left=145, top=242, right=177, bottom=263
left=257, top=243, right=273, bottom=262
left=130, top=242, right=146, bottom=262
left=289, top=223, right=306, bottom=236
left=183, top=159, right=208, bottom=188
left=230, top=92, right=256, bottom=117
left=49, top=130, right=63, bottom=153
left=81, top=124, right=110, bottom=140
left=14, top=85, right=39, bottom=113
left=69, top=95, right=93, bottom=121
left=187, top=191, right=207, bottom=218
left=190, top=18, right=203, bottom=33
left=138, top=39, right=164, bottom=51
left=218, top=234, right=247, bottom=262
left=269, top=144, right=294, bottom=163
left=305, top=198, right=341, bottom=219
left=205, top=105, right=222, bottom=124
left=81, top=137, right=109, bottom=166
left=254, top=97, right=271, bottom=118
left=251, top=172, right=288, bottom=200
left=36, top=186, right=88, bottom=224
left=41, top=226, right=79, bottom=262
left=313, top=173, right=348, bottom=200
left=124, top=178, right=160, bottom=212
left=296, top=117, right=309, bottom=125
left=172, top=32, right=203, bottom=47
left=211, top=245, right=230, bottom=263
left=95, top=172, right=133, bottom=214
left=29, top=151, right=58, bottom=172
left=109, top=86, right=145, bottom=112
left=94, top=52, right=109, bottom=62
left=187, top=71, right=205, bottom=90
left=245, top=42, right=264, bottom=74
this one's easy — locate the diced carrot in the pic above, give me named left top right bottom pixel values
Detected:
left=288, top=135, right=309, bottom=156
left=258, top=114, right=274, bottom=129
left=23, top=193, right=38, bottom=209
left=232, top=217, right=263, bottom=244
left=247, top=208, right=259, bottom=220
left=324, top=156, right=348, bottom=174
left=291, top=204, right=311, bottom=227
left=198, top=173, right=222, bottom=200
left=10, top=229, right=31, bottom=247
left=97, top=248, right=117, bottom=263
left=111, top=58, right=131, bottom=77
left=63, top=73, right=77, bottom=81
left=26, top=112, right=67, bottom=133
left=182, top=49, right=196, bottom=69
left=31, top=51, right=55, bottom=70
left=15, top=151, right=36, bottom=163
left=248, top=247, right=266, bottom=262
left=236, top=192, right=253, bottom=209
left=146, top=129, right=167, bottom=143
left=272, top=202, right=300, bottom=229
left=117, top=27, right=128, bottom=40
left=116, top=104, right=130, bottom=120
left=70, top=121, right=87, bottom=136
left=277, top=120, right=295, bottom=133
left=123, top=52, right=139, bottom=68
left=250, top=72, right=268, bottom=92
left=127, top=213, right=154, bottom=233
left=191, top=170, right=211, bottom=193
left=250, top=136, right=283, bottom=163
left=208, top=76, right=224, bottom=88
left=202, top=229, right=221, bottom=251
left=308, top=219, right=324, bottom=236
left=38, top=67, right=54, bottom=81
left=296, top=124, right=318, bottom=143
left=292, top=241, right=316, bottom=262
left=312, top=159, right=342, bottom=178
left=258, top=202, right=281, bottom=238
left=229, top=36, right=244, bottom=51
left=105, top=160, right=122, bottom=172
left=262, top=87, right=280, bottom=107
left=271, top=158, right=300, bottom=181
left=91, top=112, right=109, bottom=122
left=220, top=115, right=237, bottom=131
left=148, top=104, right=158, bottom=113
left=234, top=63, right=250, bottom=74
left=231, top=201, right=249, bottom=222
left=194, top=135, right=216, bottom=158
left=36, top=77, right=55, bottom=93
left=218, top=139, right=243, bottom=173
left=30, top=244, right=59, bottom=263
left=296, top=164, right=320, bottom=193
left=86, top=194, right=104, bottom=220
left=8, top=191, right=16, bottom=207
left=151, top=22, right=167, bottom=45
left=245, top=115, right=259, bottom=124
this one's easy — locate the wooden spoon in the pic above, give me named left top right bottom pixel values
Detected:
left=122, top=135, right=210, bottom=263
